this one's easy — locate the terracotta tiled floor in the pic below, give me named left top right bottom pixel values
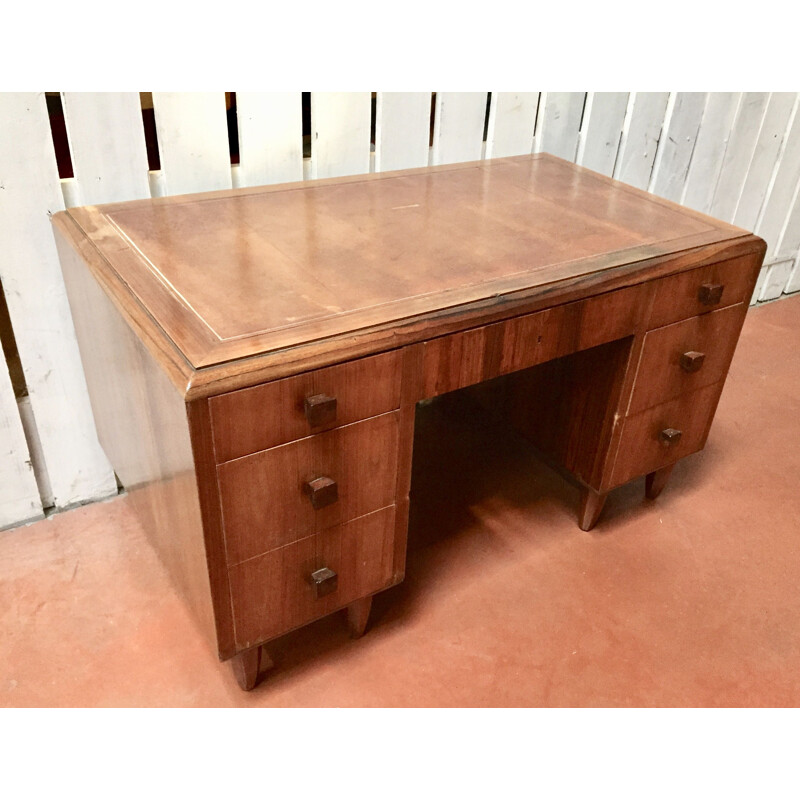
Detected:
left=2, top=295, right=799, bottom=707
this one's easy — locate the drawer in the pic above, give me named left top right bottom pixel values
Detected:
left=210, top=350, right=401, bottom=462
left=628, top=303, right=746, bottom=415
left=610, top=382, right=724, bottom=487
left=647, top=254, right=758, bottom=329
left=229, top=506, right=396, bottom=649
left=218, top=412, right=399, bottom=565
left=422, top=283, right=644, bottom=397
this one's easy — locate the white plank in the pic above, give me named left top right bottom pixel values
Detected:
left=758, top=259, right=794, bottom=301
left=375, top=92, right=431, bottom=172
left=709, top=92, right=769, bottom=222
left=576, top=92, right=628, bottom=176
left=16, top=393, right=52, bottom=507
left=682, top=93, right=741, bottom=213
left=311, top=92, right=371, bottom=179
left=431, top=92, right=487, bottom=165
left=784, top=256, right=800, bottom=294
left=235, top=92, right=303, bottom=187
left=151, top=92, right=232, bottom=195
left=757, top=100, right=800, bottom=258
left=535, top=92, right=585, bottom=161
left=60, top=177, right=80, bottom=209
left=0, top=93, right=116, bottom=508
left=734, top=92, right=797, bottom=231
left=614, top=92, right=670, bottom=190
left=776, top=180, right=800, bottom=258
left=61, top=92, right=150, bottom=206
left=750, top=266, right=769, bottom=305
left=649, top=93, right=707, bottom=202
left=0, top=363, right=42, bottom=529
left=485, top=93, right=539, bottom=159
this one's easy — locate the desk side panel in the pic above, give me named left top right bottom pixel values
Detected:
left=55, top=225, right=219, bottom=653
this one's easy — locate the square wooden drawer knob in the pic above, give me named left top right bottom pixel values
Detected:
left=680, top=351, right=706, bottom=373
left=304, top=476, right=339, bottom=509
left=698, top=283, right=724, bottom=306
left=304, top=393, right=337, bottom=428
left=309, top=566, right=338, bottom=599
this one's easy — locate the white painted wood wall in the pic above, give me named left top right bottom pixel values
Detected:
left=1, top=91, right=799, bottom=530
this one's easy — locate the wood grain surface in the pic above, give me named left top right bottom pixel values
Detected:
left=228, top=506, right=396, bottom=649
left=56, top=154, right=758, bottom=398
left=218, top=413, right=399, bottom=565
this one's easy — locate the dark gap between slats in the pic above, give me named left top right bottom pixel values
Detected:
left=139, top=93, right=161, bottom=172
left=226, top=92, right=240, bottom=165
left=302, top=92, right=311, bottom=158
left=45, top=93, right=73, bottom=179
left=0, top=278, right=28, bottom=399
left=370, top=92, right=377, bottom=152
left=429, top=92, right=437, bottom=147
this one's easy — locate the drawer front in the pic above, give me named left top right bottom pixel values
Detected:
left=628, top=303, right=746, bottom=415
left=648, top=254, right=758, bottom=329
left=229, top=506, right=396, bottom=649
left=210, top=350, right=401, bottom=462
left=218, top=412, right=399, bottom=565
left=610, top=382, right=724, bottom=487
left=422, top=283, right=644, bottom=397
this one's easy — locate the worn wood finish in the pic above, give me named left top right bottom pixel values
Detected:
left=59, top=155, right=755, bottom=395
left=422, top=284, right=645, bottom=398
left=231, top=646, right=262, bottom=691
left=610, top=382, right=726, bottom=488
left=578, top=488, right=607, bottom=532
left=648, top=253, right=760, bottom=329
left=645, top=465, right=675, bottom=500
left=228, top=507, right=396, bottom=650
left=55, top=222, right=218, bottom=649
left=507, top=338, right=635, bottom=490
left=346, top=596, right=373, bottom=638
left=53, top=153, right=767, bottom=687
left=218, top=413, right=399, bottom=565
left=209, top=350, right=401, bottom=462
left=628, top=303, right=748, bottom=414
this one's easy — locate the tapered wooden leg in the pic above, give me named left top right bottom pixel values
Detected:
left=231, top=646, right=273, bottom=691
left=346, top=596, right=373, bottom=638
left=645, top=464, right=675, bottom=500
left=578, top=488, right=607, bottom=531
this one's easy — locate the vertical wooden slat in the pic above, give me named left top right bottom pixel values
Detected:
left=649, top=93, right=707, bottom=202
left=151, top=92, right=232, bottom=195
left=485, top=93, right=539, bottom=159
left=750, top=266, right=769, bottom=305
left=0, top=92, right=116, bottom=508
left=709, top=92, right=770, bottom=221
left=576, top=92, right=628, bottom=176
left=61, top=92, right=150, bottom=206
left=682, top=93, right=741, bottom=213
left=784, top=258, right=800, bottom=295
left=535, top=92, right=585, bottom=161
left=0, top=360, right=42, bottom=528
left=776, top=189, right=800, bottom=261
left=310, top=92, right=371, bottom=179
left=235, top=92, right=303, bottom=187
left=614, top=92, right=670, bottom=190
left=375, top=92, right=431, bottom=172
left=757, top=100, right=800, bottom=259
left=758, top=259, right=795, bottom=301
left=734, top=92, right=797, bottom=231
left=431, top=92, right=488, bottom=165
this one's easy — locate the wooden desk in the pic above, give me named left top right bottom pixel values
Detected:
left=53, top=154, right=765, bottom=690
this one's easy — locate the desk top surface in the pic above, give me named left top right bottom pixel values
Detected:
left=61, top=154, right=757, bottom=394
